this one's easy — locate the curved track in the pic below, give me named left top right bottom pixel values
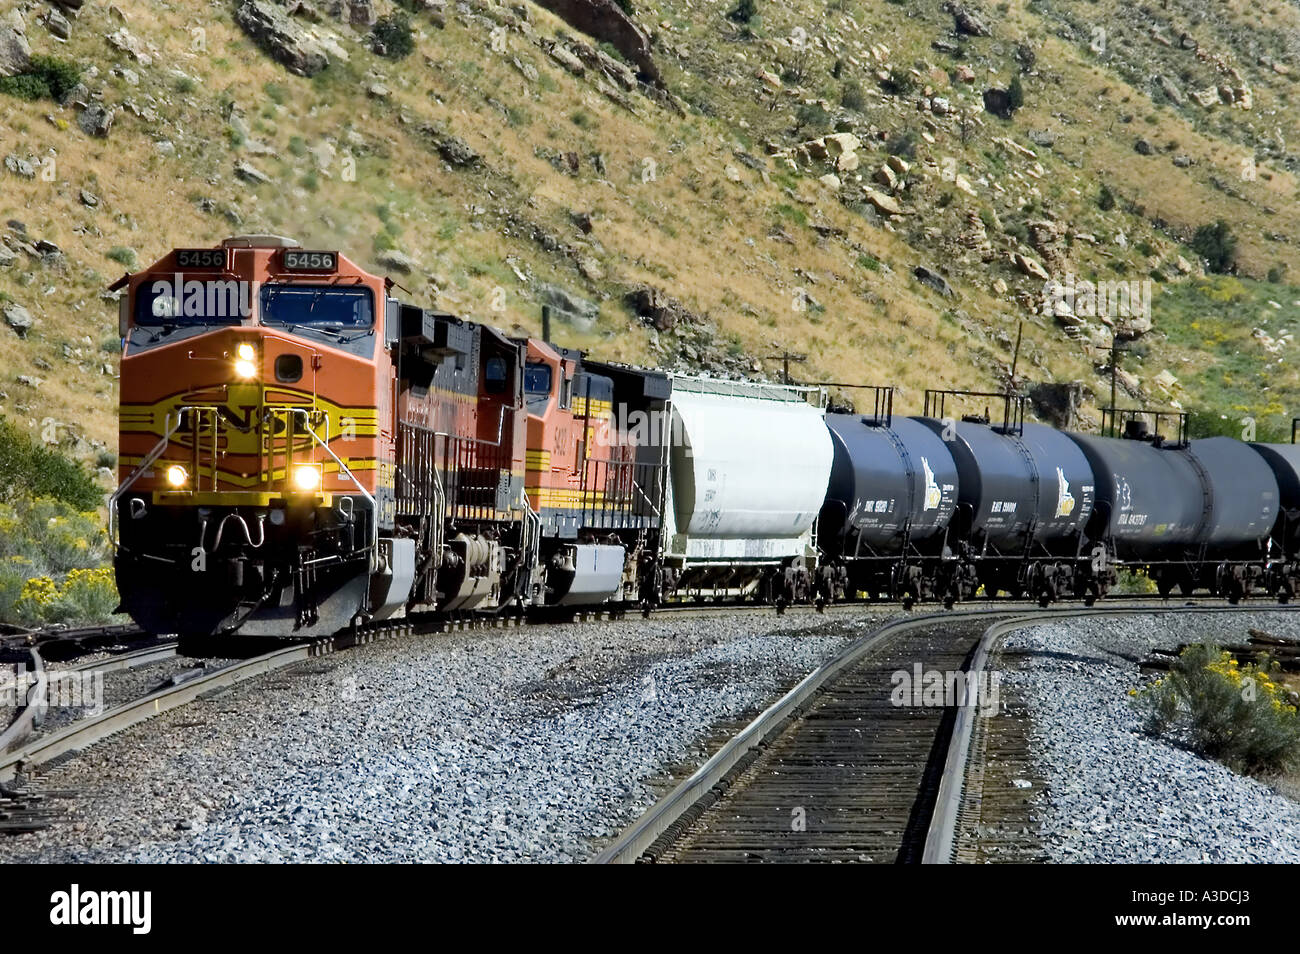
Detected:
left=594, top=603, right=1300, bottom=864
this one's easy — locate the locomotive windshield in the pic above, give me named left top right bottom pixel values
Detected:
left=134, top=279, right=249, bottom=326
left=260, top=284, right=374, bottom=328
left=260, top=284, right=375, bottom=355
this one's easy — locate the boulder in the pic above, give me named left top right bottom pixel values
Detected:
left=1013, top=252, right=1049, bottom=280
left=1027, top=381, right=1082, bottom=429
left=234, top=160, right=271, bottom=184
left=0, top=16, right=30, bottom=77
left=540, top=282, right=599, bottom=331
left=375, top=249, right=414, bottom=274
left=348, top=0, right=377, bottom=26
left=983, top=87, right=1012, bottom=119
left=863, top=188, right=905, bottom=216
left=913, top=265, right=956, bottom=298
left=1191, top=86, right=1219, bottom=108
left=3, top=301, right=34, bottom=337
left=824, top=133, right=861, bottom=157
left=44, top=10, right=71, bottom=40
left=548, top=44, right=585, bottom=76
left=944, top=2, right=991, bottom=37
left=4, top=154, right=35, bottom=178
left=234, top=0, right=330, bottom=77
left=1154, top=74, right=1184, bottom=106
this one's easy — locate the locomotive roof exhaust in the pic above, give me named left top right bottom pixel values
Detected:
left=221, top=235, right=301, bottom=249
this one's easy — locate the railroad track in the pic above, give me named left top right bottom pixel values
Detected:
left=595, top=603, right=1300, bottom=864
left=0, top=594, right=1279, bottom=838
left=0, top=642, right=180, bottom=757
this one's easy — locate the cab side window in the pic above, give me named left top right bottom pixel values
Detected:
left=524, top=361, right=552, bottom=413
left=485, top=356, right=508, bottom=395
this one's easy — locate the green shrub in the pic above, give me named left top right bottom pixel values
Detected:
left=841, top=80, right=865, bottom=112
left=0, top=496, right=118, bottom=625
left=0, top=415, right=102, bottom=510
left=0, top=55, right=82, bottom=102
left=1007, top=75, right=1025, bottom=112
left=1134, top=644, right=1300, bottom=776
left=727, top=0, right=757, bottom=23
left=0, top=73, right=50, bottom=100
left=1191, top=219, right=1237, bottom=274
left=883, top=67, right=916, bottom=96
left=794, top=102, right=829, bottom=133
left=106, top=246, right=137, bottom=268
left=1111, top=568, right=1156, bottom=595
left=374, top=13, right=415, bottom=60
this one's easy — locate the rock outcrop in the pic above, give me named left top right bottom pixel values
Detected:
left=530, top=0, right=660, bottom=86
left=235, top=0, right=330, bottom=77
left=0, top=12, right=31, bottom=77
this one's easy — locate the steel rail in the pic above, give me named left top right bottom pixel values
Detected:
left=0, top=650, right=45, bottom=755
left=0, top=642, right=312, bottom=784
left=596, top=603, right=1300, bottom=864
left=590, top=606, right=1023, bottom=864
left=0, top=643, right=180, bottom=755
left=921, top=604, right=1300, bottom=863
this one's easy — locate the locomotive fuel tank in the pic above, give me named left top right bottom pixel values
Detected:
left=911, top=418, right=1095, bottom=553
left=821, top=414, right=958, bottom=554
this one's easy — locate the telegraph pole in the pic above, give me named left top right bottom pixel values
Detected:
left=1098, top=333, right=1126, bottom=436
left=765, top=350, right=807, bottom=385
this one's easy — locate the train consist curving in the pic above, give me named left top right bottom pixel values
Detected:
left=108, top=236, right=1300, bottom=639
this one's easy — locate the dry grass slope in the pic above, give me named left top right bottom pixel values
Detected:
left=0, top=0, right=1298, bottom=465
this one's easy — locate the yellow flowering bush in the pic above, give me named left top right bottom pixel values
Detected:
left=1134, top=643, right=1300, bottom=776
left=13, top=575, right=58, bottom=624
left=0, top=497, right=119, bottom=625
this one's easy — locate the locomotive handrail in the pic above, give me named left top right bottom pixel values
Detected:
left=107, top=411, right=183, bottom=549
left=292, top=411, right=380, bottom=561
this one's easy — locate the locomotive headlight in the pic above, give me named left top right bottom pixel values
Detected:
left=165, top=465, right=188, bottom=488
left=292, top=464, right=322, bottom=492
left=234, top=342, right=257, bottom=379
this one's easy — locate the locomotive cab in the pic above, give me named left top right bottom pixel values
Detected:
left=112, top=236, right=391, bottom=640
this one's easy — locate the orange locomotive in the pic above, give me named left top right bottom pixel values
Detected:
left=110, top=235, right=669, bottom=642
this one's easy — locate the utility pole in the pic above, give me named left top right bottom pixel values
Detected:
left=1008, top=319, right=1023, bottom=392
left=1098, top=333, right=1127, bottom=436
left=765, top=350, right=807, bottom=385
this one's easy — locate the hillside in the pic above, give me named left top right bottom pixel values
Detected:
left=2, top=0, right=1300, bottom=473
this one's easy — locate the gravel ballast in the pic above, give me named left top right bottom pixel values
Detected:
left=1005, top=611, right=1300, bottom=863
left=0, top=610, right=882, bottom=863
